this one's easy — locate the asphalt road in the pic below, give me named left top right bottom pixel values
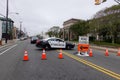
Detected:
left=0, top=40, right=119, bottom=80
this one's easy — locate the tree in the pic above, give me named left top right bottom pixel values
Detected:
left=69, top=21, right=89, bottom=40
left=46, top=26, right=60, bottom=37
left=89, top=5, right=120, bottom=43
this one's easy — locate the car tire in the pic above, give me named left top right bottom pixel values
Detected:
left=45, top=45, right=51, bottom=50
left=66, top=45, right=71, bottom=50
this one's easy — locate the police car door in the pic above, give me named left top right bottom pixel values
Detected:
left=55, top=39, right=66, bottom=48
left=48, top=39, right=56, bottom=48
left=48, top=39, right=66, bottom=48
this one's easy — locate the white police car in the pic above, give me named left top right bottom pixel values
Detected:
left=36, top=37, right=75, bottom=50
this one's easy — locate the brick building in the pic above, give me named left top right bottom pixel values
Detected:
left=62, top=18, right=80, bottom=41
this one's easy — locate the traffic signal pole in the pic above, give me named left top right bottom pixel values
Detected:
left=95, top=0, right=120, bottom=5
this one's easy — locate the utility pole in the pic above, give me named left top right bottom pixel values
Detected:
left=5, top=0, right=9, bottom=43
left=24, top=28, right=27, bottom=37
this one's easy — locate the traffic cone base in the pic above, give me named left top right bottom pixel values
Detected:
left=23, top=55, right=29, bottom=61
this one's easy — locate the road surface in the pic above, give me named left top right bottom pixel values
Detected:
left=0, top=40, right=120, bottom=80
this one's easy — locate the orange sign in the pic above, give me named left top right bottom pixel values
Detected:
left=78, top=44, right=89, bottom=52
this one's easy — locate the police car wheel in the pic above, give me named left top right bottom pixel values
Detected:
left=45, top=45, right=51, bottom=50
left=66, top=46, right=71, bottom=50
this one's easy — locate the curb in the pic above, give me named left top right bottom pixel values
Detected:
left=90, top=46, right=118, bottom=53
left=0, top=39, right=18, bottom=47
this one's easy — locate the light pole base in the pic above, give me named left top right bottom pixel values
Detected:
left=0, top=40, right=2, bottom=45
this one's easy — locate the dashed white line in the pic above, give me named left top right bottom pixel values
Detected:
left=0, top=44, right=18, bottom=55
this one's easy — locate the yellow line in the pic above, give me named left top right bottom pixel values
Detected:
left=58, top=50, right=120, bottom=80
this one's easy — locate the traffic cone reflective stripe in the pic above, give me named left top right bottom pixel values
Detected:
left=105, top=49, right=109, bottom=56
left=24, top=53, right=28, bottom=56
left=117, top=49, right=120, bottom=56
left=43, top=49, right=45, bottom=53
left=24, top=51, right=27, bottom=54
left=23, top=51, right=29, bottom=61
left=58, top=49, right=63, bottom=59
left=41, top=49, right=47, bottom=60
left=89, top=49, right=93, bottom=57
left=60, top=49, right=62, bottom=53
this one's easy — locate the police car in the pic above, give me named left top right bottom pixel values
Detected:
left=36, top=37, right=75, bottom=50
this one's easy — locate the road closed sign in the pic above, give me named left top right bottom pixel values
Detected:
left=79, top=36, right=89, bottom=44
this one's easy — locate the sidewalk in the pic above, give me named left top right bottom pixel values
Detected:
left=0, top=39, right=18, bottom=47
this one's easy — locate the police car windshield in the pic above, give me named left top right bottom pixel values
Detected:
left=43, top=38, right=51, bottom=41
left=32, top=36, right=38, bottom=39
left=43, top=38, right=64, bottom=42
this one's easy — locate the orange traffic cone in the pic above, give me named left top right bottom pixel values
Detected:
left=58, top=49, right=63, bottom=59
left=41, top=49, right=47, bottom=60
left=105, top=49, right=109, bottom=56
left=89, top=49, right=93, bottom=57
left=117, top=49, right=120, bottom=56
left=23, top=50, right=29, bottom=61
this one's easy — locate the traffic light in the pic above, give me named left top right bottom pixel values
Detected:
left=102, top=0, right=107, bottom=3
left=95, top=0, right=100, bottom=5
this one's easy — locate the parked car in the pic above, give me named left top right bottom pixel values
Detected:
left=20, top=37, right=25, bottom=41
left=31, top=36, right=38, bottom=44
left=20, top=37, right=28, bottom=41
left=36, top=37, right=75, bottom=50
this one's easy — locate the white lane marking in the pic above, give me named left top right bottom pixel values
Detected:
left=0, top=44, right=18, bottom=55
left=0, top=44, right=12, bottom=49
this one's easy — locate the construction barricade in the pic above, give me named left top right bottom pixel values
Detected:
left=77, top=36, right=89, bottom=56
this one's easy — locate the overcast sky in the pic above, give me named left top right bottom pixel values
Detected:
left=0, top=0, right=117, bottom=36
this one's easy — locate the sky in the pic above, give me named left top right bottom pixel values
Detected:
left=0, top=0, right=118, bottom=36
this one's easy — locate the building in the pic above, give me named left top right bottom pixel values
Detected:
left=12, top=27, right=20, bottom=39
left=0, top=17, right=14, bottom=45
left=62, top=18, right=80, bottom=41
